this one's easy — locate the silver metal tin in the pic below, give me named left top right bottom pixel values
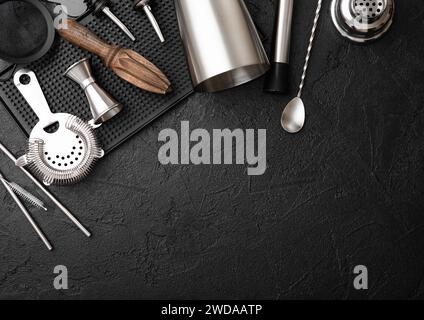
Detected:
left=175, top=0, right=270, bottom=92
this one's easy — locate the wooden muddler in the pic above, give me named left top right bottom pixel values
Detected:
left=59, top=19, right=171, bottom=95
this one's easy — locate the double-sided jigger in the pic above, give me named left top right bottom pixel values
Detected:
left=64, top=58, right=123, bottom=126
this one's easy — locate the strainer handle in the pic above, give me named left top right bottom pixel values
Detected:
left=14, top=69, right=54, bottom=122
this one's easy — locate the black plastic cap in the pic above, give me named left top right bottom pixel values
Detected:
left=134, top=0, right=150, bottom=10
left=89, top=0, right=109, bottom=15
left=264, top=62, right=289, bottom=94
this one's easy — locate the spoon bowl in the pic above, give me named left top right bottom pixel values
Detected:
left=281, top=97, right=305, bottom=133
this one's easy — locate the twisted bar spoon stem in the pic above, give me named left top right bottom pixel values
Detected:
left=281, top=0, right=323, bottom=133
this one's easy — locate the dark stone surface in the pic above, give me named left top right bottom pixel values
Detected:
left=0, top=0, right=424, bottom=299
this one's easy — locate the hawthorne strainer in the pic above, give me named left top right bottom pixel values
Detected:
left=331, top=0, right=395, bottom=43
left=14, top=69, right=104, bottom=186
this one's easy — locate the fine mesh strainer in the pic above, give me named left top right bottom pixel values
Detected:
left=331, top=0, right=395, bottom=43
left=14, top=69, right=104, bottom=186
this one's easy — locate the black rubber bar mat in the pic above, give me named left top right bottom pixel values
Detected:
left=0, top=0, right=193, bottom=153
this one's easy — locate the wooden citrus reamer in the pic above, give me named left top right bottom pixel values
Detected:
left=58, top=19, right=171, bottom=95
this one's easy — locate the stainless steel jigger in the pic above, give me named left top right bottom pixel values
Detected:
left=64, top=58, right=123, bottom=125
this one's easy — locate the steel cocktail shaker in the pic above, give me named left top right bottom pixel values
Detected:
left=175, top=0, right=270, bottom=93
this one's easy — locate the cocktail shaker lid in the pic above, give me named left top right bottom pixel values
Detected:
left=331, top=0, right=395, bottom=43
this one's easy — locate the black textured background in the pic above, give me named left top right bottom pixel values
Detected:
left=0, top=0, right=424, bottom=300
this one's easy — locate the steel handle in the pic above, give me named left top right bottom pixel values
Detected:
left=13, top=69, right=53, bottom=121
left=0, top=175, right=53, bottom=251
left=273, top=0, right=294, bottom=64
left=264, top=0, right=294, bottom=93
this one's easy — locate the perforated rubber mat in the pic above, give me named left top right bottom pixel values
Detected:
left=0, top=0, right=193, bottom=153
